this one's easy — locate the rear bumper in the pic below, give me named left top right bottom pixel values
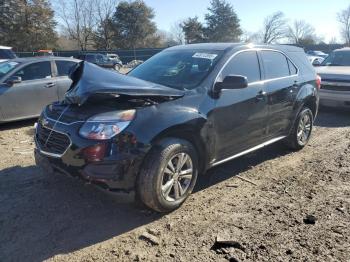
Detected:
left=319, top=90, right=350, bottom=108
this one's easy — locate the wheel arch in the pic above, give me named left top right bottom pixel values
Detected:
left=150, top=124, right=210, bottom=174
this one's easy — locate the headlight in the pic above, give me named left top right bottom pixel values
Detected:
left=79, top=110, right=135, bottom=140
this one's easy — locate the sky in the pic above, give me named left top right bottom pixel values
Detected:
left=143, top=0, right=350, bottom=42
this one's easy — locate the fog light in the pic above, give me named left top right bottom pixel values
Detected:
left=82, top=144, right=107, bottom=162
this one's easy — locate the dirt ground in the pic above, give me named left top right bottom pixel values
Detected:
left=0, top=108, right=349, bottom=262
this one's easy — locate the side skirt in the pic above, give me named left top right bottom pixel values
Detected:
left=211, top=136, right=286, bottom=167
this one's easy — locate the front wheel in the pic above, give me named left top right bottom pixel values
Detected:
left=285, top=107, right=314, bottom=150
left=137, top=138, right=198, bottom=212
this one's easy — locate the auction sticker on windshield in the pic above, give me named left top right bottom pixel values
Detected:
left=192, top=53, right=218, bottom=60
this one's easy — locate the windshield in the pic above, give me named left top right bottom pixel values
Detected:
left=128, top=50, right=223, bottom=90
left=0, top=49, right=16, bottom=59
left=321, top=51, right=350, bottom=66
left=0, top=61, right=20, bottom=78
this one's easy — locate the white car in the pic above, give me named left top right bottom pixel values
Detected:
left=0, top=46, right=16, bottom=63
left=307, top=55, right=324, bottom=66
left=316, top=48, right=350, bottom=108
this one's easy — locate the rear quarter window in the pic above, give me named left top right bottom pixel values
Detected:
left=56, top=60, right=77, bottom=76
left=288, top=60, right=298, bottom=75
left=261, top=51, right=290, bottom=79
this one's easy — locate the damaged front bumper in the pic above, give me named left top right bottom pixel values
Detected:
left=34, top=115, right=148, bottom=195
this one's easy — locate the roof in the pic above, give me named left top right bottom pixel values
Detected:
left=9, top=56, right=80, bottom=63
left=0, top=46, right=12, bottom=49
left=166, top=43, right=304, bottom=52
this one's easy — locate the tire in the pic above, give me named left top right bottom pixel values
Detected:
left=114, top=64, right=121, bottom=71
left=285, top=107, right=314, bottom=150
left=136, top=138, right=198, bottom=213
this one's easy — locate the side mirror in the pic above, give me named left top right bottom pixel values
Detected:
left=312, top=60, right=321, bottom=67
left=6, top=76, right=22, bottom=86
left=214, top=75, right=248, bottom=92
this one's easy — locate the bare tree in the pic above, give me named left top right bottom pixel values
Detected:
left=287, top=20, right=316, bottom=45
left=328, top=37, right=338, bottom=45
left=240, top=30, right=261, bottom=43
left=94, top=0, right=118, bottom=50
left=55, top=0, right=97, bottom=50
left=261, top=11, right=287, bottom=44
left=337, top=5, right=350, bottom=45
left=169, top=21, right=185, bottom=45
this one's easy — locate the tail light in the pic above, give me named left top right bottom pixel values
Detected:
left=316, top=75, right=321, bottom=89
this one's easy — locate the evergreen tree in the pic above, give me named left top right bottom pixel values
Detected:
left=204, top=0, right=242, bottom=42
left=181, top=17, right=205, bottom=44
left=0, top=0, right=57, bottom=51
left=112, top=0, right=159, bottom=49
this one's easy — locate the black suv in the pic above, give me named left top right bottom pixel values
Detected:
left=35, top=43, right=319, bottom=212
left=77, top=53, right=123, bottom=71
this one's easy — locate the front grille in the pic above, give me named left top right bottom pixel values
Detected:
left=36, top=124, right=70, bottom=156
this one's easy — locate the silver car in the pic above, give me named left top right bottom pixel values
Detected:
left=316, top=48, right=350, bottom=108
left=0, top=57, right=79, bottom=123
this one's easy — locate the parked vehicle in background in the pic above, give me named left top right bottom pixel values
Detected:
left=0, top=46, right=16, bottom=63
left=36, top=50, right=54, bottom=56
left=306, top=50, right=328, bottom=59
left=307, top=55, right=325, bottom=66
left=0, top=57, right=79, bottom=123
left=35, top=43, right=319, bottom=212
left=77, top=53, right=122, bottom=71
left=316, top=48, right=350, bottom=108
left=107, top=53, right=123, bottom=64
left=126, top=59, right=144, bottom=68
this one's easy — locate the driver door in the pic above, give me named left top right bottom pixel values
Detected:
left=0, top=61, right=58, bottom=121
left=210, top=51, right=269, bottom=161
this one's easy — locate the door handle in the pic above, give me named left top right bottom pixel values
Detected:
left=45, top=83, right=55, bottom=88
left=256, top=90, right=267, bottom=101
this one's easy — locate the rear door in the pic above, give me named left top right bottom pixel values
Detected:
left=259, top=50, right=299, bottom=138
left=0, top=61, right=58, bottom=121
left=53, top=60, right=78, bottom=100
left=211, top=50, right=269, bottom=160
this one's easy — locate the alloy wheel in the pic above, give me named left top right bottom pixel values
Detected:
left=161, top=153, right=193, bottom=202
left=297, top=113, right=312, bottom=145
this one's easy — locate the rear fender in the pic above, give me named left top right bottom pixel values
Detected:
left=289, top=81, right=318, bottom=132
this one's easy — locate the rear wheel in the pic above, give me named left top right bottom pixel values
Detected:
left=285, top=107, right=313, bottom=150
left=137, top=138, right=198, bottom=212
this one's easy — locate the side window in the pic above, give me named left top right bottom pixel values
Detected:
left=288, top=59, right=298, bottom=75
left=13, top=61, right=51, bottom=81
left=261, top=51, right=290, bottom=79
left=56, top=61, right=77, bottom=76
left=221, top=51, right=261, bottom=83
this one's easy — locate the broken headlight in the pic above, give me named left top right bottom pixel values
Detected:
left=79, top=110, right=136, bottom=140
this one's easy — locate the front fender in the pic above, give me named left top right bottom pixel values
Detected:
left=126, top=98, right=213, bottom=172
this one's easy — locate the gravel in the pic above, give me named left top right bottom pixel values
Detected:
left=0, top=108, right=349, bottom=262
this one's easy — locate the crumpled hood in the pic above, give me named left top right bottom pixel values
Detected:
left=64, top=61, right=184, bottom=105
left=316, top=66, right=350, bottom=81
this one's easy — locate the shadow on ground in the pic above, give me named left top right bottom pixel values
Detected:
left=0, top=118, right=36, bottom=131
left=315, top=107, right=350, bottom=128
left=0, top=110, right=348, bottom=262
